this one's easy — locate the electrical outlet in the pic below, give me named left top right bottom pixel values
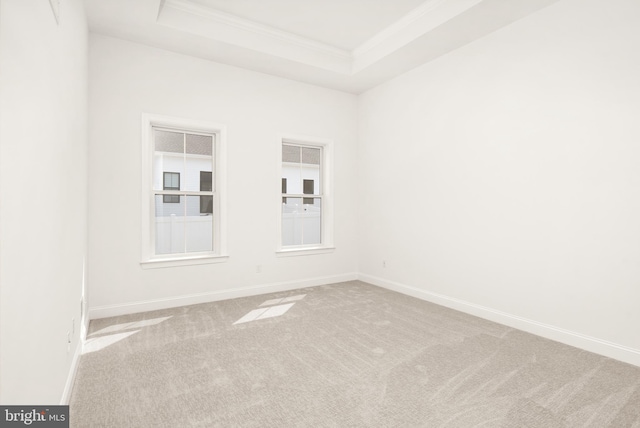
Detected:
left=383, top=260, right=386, bottom=268
left=256, top=264, right=262, bottom=273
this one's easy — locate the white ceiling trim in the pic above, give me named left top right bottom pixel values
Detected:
left=352, top=0, right=482, bottom=72
left=159, top=0, right=353, bottom=74
left=354, top=0, right=450, bottom=56
left=162, top=0, right=351, bottom=58
left=158, top=0, right=483, bottom=76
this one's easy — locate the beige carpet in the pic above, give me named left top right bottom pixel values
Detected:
left=70, top=281, right=640, bottom=427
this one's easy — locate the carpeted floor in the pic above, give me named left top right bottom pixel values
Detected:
left=70, top=281, right=640, bottom=427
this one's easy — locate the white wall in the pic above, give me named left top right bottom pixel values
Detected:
left=358, top=0, right=640, bottom=364
left=88, top=35, right=358, bottom=315
left=0, top=0, right=88, bottom=403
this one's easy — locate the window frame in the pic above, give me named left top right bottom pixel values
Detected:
left=141, top=113, right=228, bottom=268
left=277, top=134, right=334, bottom=256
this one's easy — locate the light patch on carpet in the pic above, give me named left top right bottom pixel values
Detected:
left=234, top=303, right=295, bottom=325
left=83, top=330, right=139, bottom=354
left=89, top=316, right=173, bottom=337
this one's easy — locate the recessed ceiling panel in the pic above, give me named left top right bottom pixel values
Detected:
left=189, top=0, right=427, bottom=50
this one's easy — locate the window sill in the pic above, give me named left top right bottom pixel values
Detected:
left=276, top=247, right=335, bottom=257
left=141, top=254, right=229, bottom=269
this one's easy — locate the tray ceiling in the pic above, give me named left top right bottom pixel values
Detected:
left=85, top=0, right=561, bottom=93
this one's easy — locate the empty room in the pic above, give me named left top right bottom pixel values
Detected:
left=1, top=0, right=639, bottom=426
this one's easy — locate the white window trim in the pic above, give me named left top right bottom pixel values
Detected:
left=276, top=133, right=334, bottom=255
left=141, top=113, right=228, bottom=268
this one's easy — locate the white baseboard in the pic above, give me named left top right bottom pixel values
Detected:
left=359, top=273, right=640, bottom=367
left=60, top=338, right=83, bottom=405
left=89, top=272, right=358, bottom=320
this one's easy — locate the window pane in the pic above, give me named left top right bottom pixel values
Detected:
left=282, top=145, right=302, bottom=193
left=200, top=171, right=212, bottom=192
left=154, top=129, right=183, bottom=153
left=282, top=197, right=302, bottom=247
left=186, top=195, right=212, bottom=253
left=282, top=144, right=301, bottom=163
left=185, top=133, right=213, bottom=156
left=303, top=179, right=314, bottom=204
left=185, top=134, right=213, bottom=192
left=154, top=130, right=184, bottom=191
left=184, top=159, right=212, bottom=191
left=155, top=163, right=184, bottom=192
left=302, top=197, right=321, bottom=245
left=154, top=194, right=185, bottom=255
left=163, top=172, right=180, bottom=191
left=200, top=195, right=213, bottom=214
left=281, top=197, right=321, bottom=247
left=282, top=165, right=302, bottom=194
left=302, top=163, right=320, bottom=195
left=163, top=194, right=180, bottom=204
left=301, top=147, right=321, bottom=166
left=282, top=178, right=287, bottom=204
left=303, top=179, right=314, bottom=194
left=163, top=172, right=180, bottom=204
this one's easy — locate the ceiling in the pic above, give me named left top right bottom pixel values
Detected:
left=84, top=0, right=561, bottom=94
left=189, top=0, right=428, bottom=51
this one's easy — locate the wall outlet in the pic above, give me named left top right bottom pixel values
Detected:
left=383, top=260, right=386, bottom=268
left=256, top=264, right=262, bottom=273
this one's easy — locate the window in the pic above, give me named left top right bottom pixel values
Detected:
left=141, top=114, right=227, bottom=267
left=163, top=172, right=180, bottom=203
left=303, top=179, right=314, bottom=205
left=279, top=137, right=333, bottom=254
left=200, top=171, right=213, bottom=214
left=281, top=178, right=287, bottom=204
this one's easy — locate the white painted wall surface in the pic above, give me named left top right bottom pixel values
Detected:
left=358, top=0, right=640, bottom=362
left=88, top=35, right=358, bottom=314
left=0, top=0, right=88, bottom=403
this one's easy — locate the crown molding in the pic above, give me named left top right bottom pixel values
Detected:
left=159, top=0, right=487, bottom=76
left=352, top=0, right=483, bottom=73
left=353, top=0, right=449, bottom=57
left=161, top=0, right=351, bottom=60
